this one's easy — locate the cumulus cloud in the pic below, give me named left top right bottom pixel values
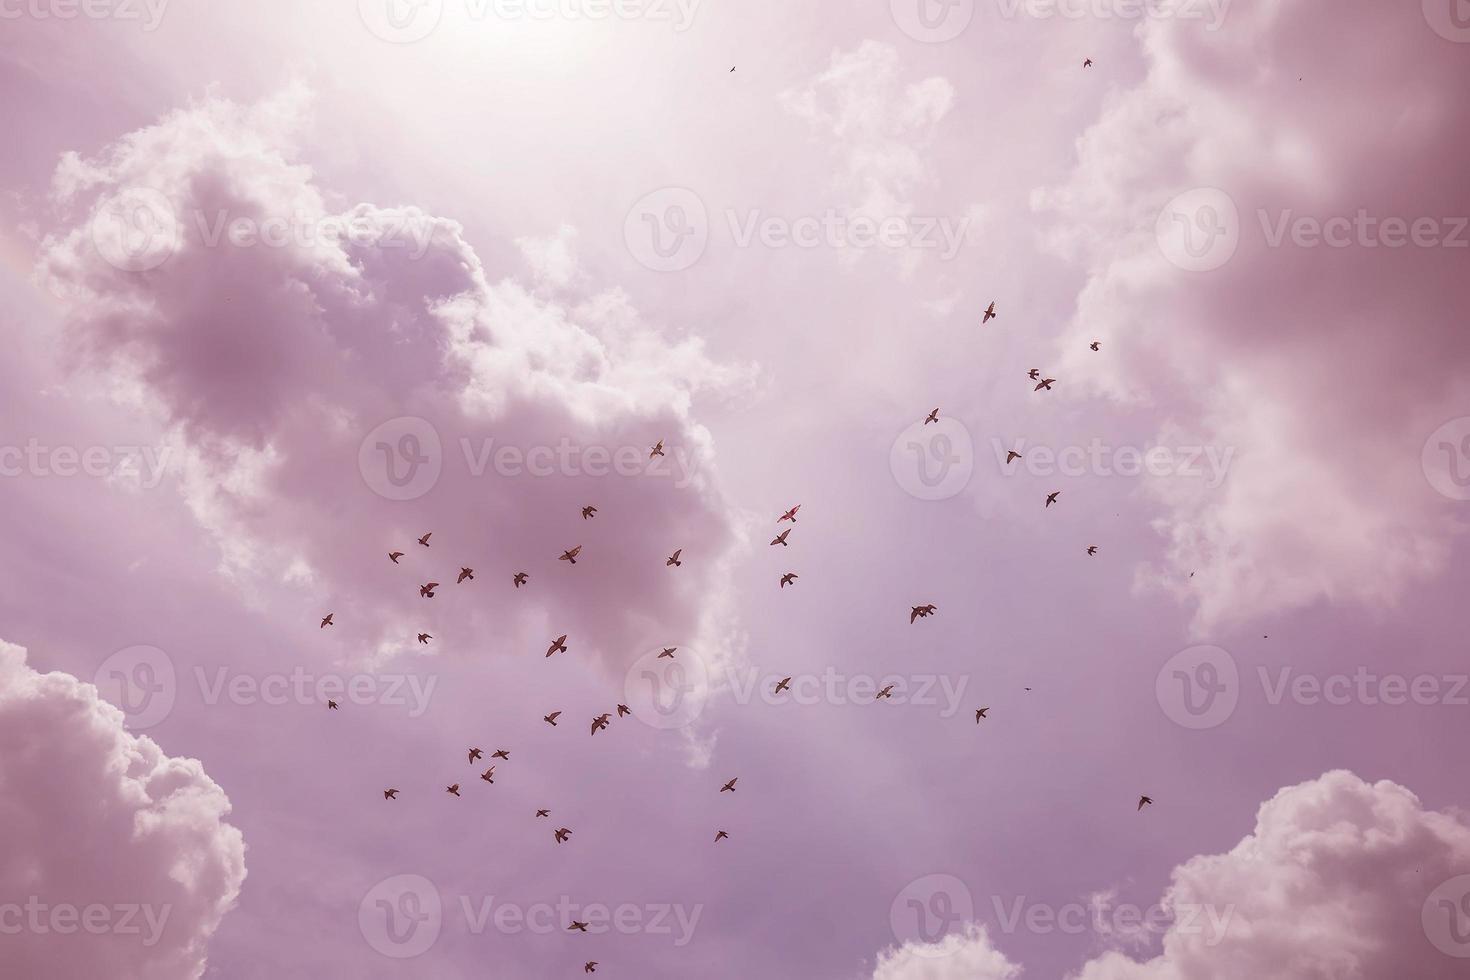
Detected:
left=38, top=87, right=752, bottom=674
left=873, top=923, right=1023, bottom=980
left=0, top=639, right=245, bottom=979
left=1034, top=0, right=1470, bottom=631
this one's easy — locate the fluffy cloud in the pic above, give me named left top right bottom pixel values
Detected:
left=0, top=640, right=245, bottom=979
left=38, top=87, right=751, bottom=673
left=1035, top=0, right=1470, bottom=631
left=873, top=923, right=1023, bottom=980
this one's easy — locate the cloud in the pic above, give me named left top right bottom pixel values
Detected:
left=0, top=640, right=245, bottom=980
left=37, top=87, right=753, bottom=675
left=1034, top=0, right=1470, bottom=632
left=873, top=923, right=1023, bottom=980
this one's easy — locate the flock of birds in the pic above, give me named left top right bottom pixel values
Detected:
left=314, top=295, right=1152, bottom=972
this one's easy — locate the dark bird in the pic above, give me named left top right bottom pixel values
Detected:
left=585, top=964, right=598, bottom=974
left=1028, top=368, right=1040, bottom=380
left=1083, top=58, right=1093, bottom=67
left=1005, top=451, right=1022, bottom=463
left=480, top=767, right=496, bottom=784
left=774, top=677, right=792, bottom=695
left=650, top=441, right=664, bottom=458
left=418, top=532, right=432, bottom=547
left=982, top=301, right=997, bottom=323
left=1045, top=491, right=1060, bottom=507
left=536, top=809, right=550, bottom=817
left=975, top=708, right=989, bottom=722
left=417, top=633, right=431, bottom=645
left=667, top=549, right=682, bottom=567
left=714, top=830, right=729, bottom=842
left=720, top=778, right=738, bottom=793
left=1138, top=796, right=1153, bottom=810
left=581, top=506, right=597, bottom=520
left=457, top=567, right=474, bottom=584
left=446, top=784, right=460, bottom=797
left=327, top=700, right=338, bottom=710
left=876, top=684, right=895, bottom=700
left=591, top=713, right=611, bottom=735
left=492, top=749, right=509, bottom=761
left=544, top=711, right=561, bottom=726
left=1035, top=378, right=1056, bottom=391
left=388, top=551, right=404, bottom=563
left=419, top=582, right=439, bottom=597
left=384, top=789, right=398, bottom=799
left=617, top=704, right=631, bottom=717
left=1086, top=546, right=1098, bottom=556
left=320, top=613, right=334, bottom=628
left=770, top=528, right=791, bottom=547
left=778, top=505, right=801, bottom=523
left=559, top=545, right=582, bottom=564
left=547, top=634, right=568, bottom=658
left=1090, top=340, right=1100, bottom=351
left=514, top=572, right=528, bottom=588
left=468, top=748, right=483, bottom=763
left=925, top=408, right=939, bottom=425
left=567, top=919, right=587, bottom=931
left=556, top=828, right=573, bottom=844
left=780, top=572, right=797, bottom=588
left=910, top=604, right=937, bottom=623
left=658, top=647, right=676, bottom=659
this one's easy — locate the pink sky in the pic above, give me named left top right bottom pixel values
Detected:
left=3, top=1, right=1470, bottom=977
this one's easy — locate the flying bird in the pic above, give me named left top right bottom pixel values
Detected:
left=780, top=572, right=797, bottom=588
left=384, top=789, right=398, bottom=800
left=778, top=505, right=800, bottom=523
left=1027, top=368, right=1040, bottom=380
left=547, top=634, right=568, bottom=657
left=876, top=685, right=895, bottom=700
left=556, top=828, right=573, bottom=844
left=536, top=809, right=550, bottom=817
left=559, top=546, right=582, bottom=564
left=1005, top=451, right=1022, bottom=463
left=585, top=964, right=598, bottom=974
left=714, top=830, right=729, bottom=842
left=1034, top=378, right=1056, bottom=391
left=667, top=549, right=682, bottom=567
left=457, top=567, right=474, bottom=584
left=446, top=784, right=460, bottom=797
left=544, top=712, right=561, bottom=726
left=1138, top=795, right=1153, bottom=810
left=320, top=613, right=333, bottom=628
left=774, top=677, right=792, bottom=694
left=910, top=604, right=937, bottom=623
left=418, top=532, right=432, bottom=547
left=770, top=529, right=791, bottom=547
left=657, top=647, right=677, bottom=659
left=1090, top=340, right=1100, bottom=351
left=581, top=506, right=597, bottom=520
left=721, top=778, right=738, bottom=793
left=492, top=749, right=509, bottom=761
left=327, top=700, right=339, bottom=710
left=1045, top=491, right=1060, bottom=507
left=417, top=633, right=431, bottom=645
left=480, top=767, right=496, bottom=783
left=975, top=708, right=989, bottom=722
left=591, top=713, right=611, bottom=735
left=419, top=582, right=439, bottom=598
left=1083, top=58, right=1093, bottom=67
left=924, top=408, right=939, bottom=425
left=982, top=301, right=997, bottom=323
left=388, top=551, right=403, bottom=563
left=468, top=748, right=482, bottom=763
left=567, top=919, right=587, bottom=931
left=513, top=572, right=528, bottom=588
left=650, top=441, right=664, bottom=458
left=1086, top=546, right=1098, bottom=556
left=617, top=704, right=631, bottom=717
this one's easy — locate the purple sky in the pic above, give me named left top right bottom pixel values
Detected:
left=3, top=2, right=1470, bottom=978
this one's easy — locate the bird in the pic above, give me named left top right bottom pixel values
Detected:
left=720, top=778, right=738, bottom=793
left=1090, top=340, right=1100, bottom=351
left=585, top=964, right=598, bottom=974
left=480, top=767, right=496, bottom=783
left=925, top=408, right=939, bottom=425
left=581, top=506, right=597, bottom=520
left=1086, top=546, right=1098, bottom=556
left=975, top=708, right=989, bottom=722
left=446, top=784, right=460, bottom=797
left=547, top=634, right=568, bottom=658
left=616, top=704, right=631, bottom=717
left=1034, top=378, right=1056, bottom=391
left=715, top=830, right=729, bottom=842
left=418, top=532, right=432, bottom=547
left=910, top=604, right=937, bottom=623
left=1138, top=796, right=1153, bottom=810
left=492, top=749, right=509, bottom=761
left=320, top=613, right=334, bottom=628
left=770, top=529, right=791, bottom=547
left=666, top=549, right=682, bottom=567
left=778, top=505, right=800, bottom=523
left=513, top=572, right=528, bottom=588
left=780, top=572, right=797, bottom=588
left=982, top=301, right=997, bottom=323
left=876, top=685, right=895, bottom=700
left=657, top=647, right=677, bottom=659
left=327, top=700, right=338, bottom=710
left=388, top=551, right=403, bottom=563
left=1083, top=58, right=1093, bottom=67
left=536, top=809, right=550, bottom=818
left=1028, top=368, right=1040, bottom=380
left=384, top=789, right=398, bottom=799
left=468, top=748, right=483, bottom=763
left=556, top=828, right=573, bottom=844
left=591, top=713, right=611, bottom=735
left=774, top=677, right=792, bottom=694
left=1005, top=451, right=1022, bottom=463
left=544, top=712, right=561, bottom=726
left=567, top=919, right=587, bottom=931
left=1045, top=491, right=1060, bottom=507
left=417, top=633, right=431, bottom=645
left=457, top=567, right=474, bottom=584
left=650, top=441, right=664, bottom=458
left=419, top=582, right=439, bottom=598
left=559, top=546, right=582, bottom=564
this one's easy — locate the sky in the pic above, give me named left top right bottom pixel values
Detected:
left=2, top=1, right=1470, bottom=977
